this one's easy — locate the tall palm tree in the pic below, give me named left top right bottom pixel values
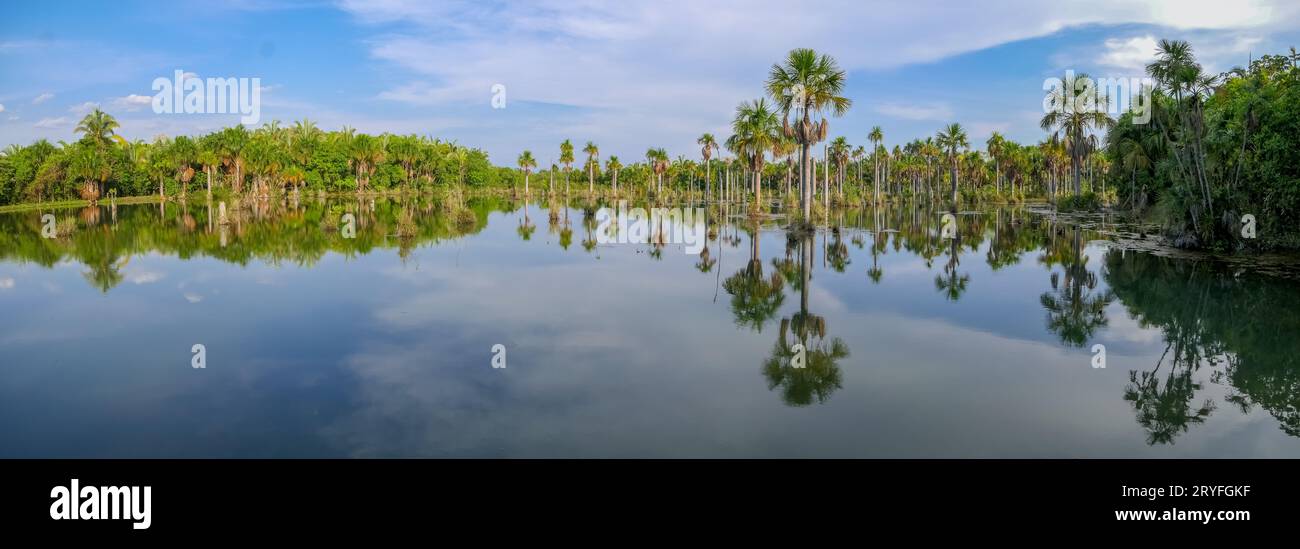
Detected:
left=1146, top=39, right=1217, bottom=218
left=650, top=148, right=669, bottom=194
left=829, top=136, right=850, bottom=199
left=517, top=150, right=537, bottom=195
left=69, top=145, right=112, bottom=201
left=169, top=136, right=198, bottom=197
left=559, top=139, right=574, bottom=195
left=1040, top=72, right=1114, bottom=197
left=1117, top=137, right=1151, bottom=210
left=766, top=48, right=852, bottom=222
left=697, top=133, right=719, bottom=197
left=583, top=141, right=599, bottom=194
left=74, top=109, right=121, bottom=198
left=198, top=149, right=219, bottom=199
left=75, top=109, right=120, bottom=149
left=774, top=136, right=797, bottom=199
left=936, top=123, right=969, bottom=210
left=605, top=156, right=622, bottom=194
left=349, top=134, right=385, bottom=192
left=851, top=145, right=865, bottom=195
left=725, top=98, right=782, bottom=209
left=868, top=126, right=883, bottom=203
left=986, top=131, right=1005, bottom=194
left=216, top=126, right=249, bottom=194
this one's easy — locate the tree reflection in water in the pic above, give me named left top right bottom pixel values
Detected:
left=5, top=199, right=1300, bottom=442
left=760, top=231, right=849, bottom=407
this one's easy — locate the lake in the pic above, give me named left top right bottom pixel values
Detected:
left=1, top=195, right=1298, bottom=457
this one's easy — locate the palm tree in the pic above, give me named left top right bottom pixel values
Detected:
left=517, top=150, right=537, bottom=195
left=868, top=126, right=883, bottom=204
left=344, top=134, right=385, bottom=192
left=73, top=109, right=121, bottom=198
left=75, top=109, right=120, bottom=149
left=1146, top=39, right=1217, bottom=219
left=698, top=133, right=719, bottom=198
left=646, top=148, right=668, bottom=194
left=198, top=149, right=219, bottom=199
left=69, top=145, right=112, bottom=201
left=582, top=141, right=598, bottom=194
left=851, top=145, right=865, bottom=195
left=169, top=136, right=198, bottom=198
left=766, top=48, right=852, bottom=222
left=216, top=126, right=249, bottom=194
left=559, top=139, right=574, bottom=195
left=605, top=156, right=622, bottom=195
left=1117, top=137, right=1151, bottom=210
left=725, top=99, right=782, bottom=209
left=829, top=136, right=850, bottom=199
left=986, top=132, right=1005, bottom=194
left=935, top=123, right=968, bottom=211
left=1040, top=71, right=1114, bottom=197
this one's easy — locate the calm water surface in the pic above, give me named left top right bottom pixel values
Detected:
left=1, top=197, right=1298, bottom=457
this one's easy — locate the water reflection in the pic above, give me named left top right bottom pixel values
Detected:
left=1039, top=225, right=1116, bottom=347
left=2, top=197, right=1300, bottom=455
left=723, top=222, right=784, bottom=332
left=762, top=232, right=848, bottom=406
left=1106, top=251, right=1300, bottom=444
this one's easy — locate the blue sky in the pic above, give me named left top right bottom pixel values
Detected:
left=1, top=0, right=1297, bottom=164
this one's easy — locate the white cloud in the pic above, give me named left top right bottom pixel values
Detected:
left=111, top=94, right=154, bottom=112
left=125, top=269, right=164, bottom=284
left=69, top=101, right=100, bottom=115
left=184, top=292, right=203, bottom=303
left=0, top=103, right=5, bottom=113
left=33, top=117, right=68, bottom=129
left=0, top=277, right=14, bottom=289
left=339, top=0, right=1297, bottom=159
left=1097, top=36, right=1159, bottom=73
left=1095, top=32, right=1268, bottom=77
left=32, top=93, right=53, bottom=105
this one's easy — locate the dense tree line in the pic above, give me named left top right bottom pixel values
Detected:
left=1105, top=43, right=1300, bottom=251
left=0, top=117, right=506, bottom=206
left=4, top=42, right=1297, bottom=252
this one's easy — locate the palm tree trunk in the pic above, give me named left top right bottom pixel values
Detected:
left=705, top=159, right=711, bottom=198
left=800, top=141, right=812, bottom=221
left=1072, top=159, right=1081, bottom=196
left=950, top=155, right=959, bottom=211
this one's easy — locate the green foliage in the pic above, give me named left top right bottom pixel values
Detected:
left=0, top=114, right=507, bottom=206
left=1106, top=47, right=1300, bottom=251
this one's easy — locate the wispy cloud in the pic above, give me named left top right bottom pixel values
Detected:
left=33, top=117, right=68, bottom=129
left=339, top=0, right=1297, bottom=158
left=69, top=101, right=100, bottom=115
left=32, top=93, right=53, bottom=105
left=111, top=94, right=154, bottom=112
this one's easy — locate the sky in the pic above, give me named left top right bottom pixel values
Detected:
left=1, top=0, right=1297, bottom=164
